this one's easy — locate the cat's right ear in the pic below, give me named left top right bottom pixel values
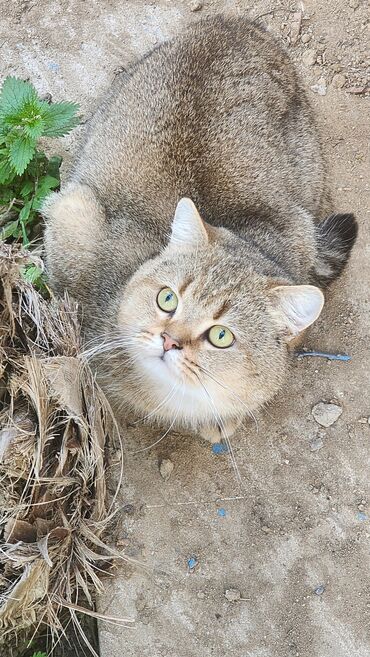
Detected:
left=169, top=198, right=208, bottom=249
left=268, top=284, right=324, bottom=341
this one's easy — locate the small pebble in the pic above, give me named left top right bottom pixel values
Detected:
left=159, top=458, right=174, bottom=481
left=314, top=585, right=325, bottom=596
left=188, top=556, right=198, bottom=570
left=197, top=591, right=206, bottom=599
left=301, top=33, right=311, bottom=43
left=225, top=588, right=241, bottom=602
left=217, top=508, right=226, bottom=517
left=331, top=73, right=346, bottom=89
left=349, top=0, right=359, bottom=8
left=302, top=48, right=317, bottom=67
left=190, top=0, right=203, bottom=10
left=122, top=503, right=135, bottom=515
left=310, top=78, right=327, bottom=96
left=41, top=92, right=53, bottom=103
left=357, top=512, right=367, bottom=522
left=261, top=525, right=272, bottom=534
left=310, top=435, right=324, bottom=452
left=312, top=402, right=342, bottom=427
left=47, top=61, right=60, bottom=72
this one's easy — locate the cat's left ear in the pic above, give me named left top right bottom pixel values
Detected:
left=169, top=198, right=208, bottom=249
left=268, top=284, right=324, bottom=340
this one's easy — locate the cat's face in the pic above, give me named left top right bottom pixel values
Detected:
left=113, top=199, right=324, bottom=434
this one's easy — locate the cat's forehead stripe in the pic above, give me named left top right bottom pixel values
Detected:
left=179, top=277, right=193, bottom=295
left=213, top=300, right=231, bottom=321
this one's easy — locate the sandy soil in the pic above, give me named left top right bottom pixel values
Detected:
left=1, top=1, right=369, bottom=656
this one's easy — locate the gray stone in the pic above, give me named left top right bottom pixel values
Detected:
left=310, top=77, right=327, bottom=96
left=312, top=402, right=343, bottom=427
left=190, top=0, right=203, bottom=11
left=159, top=458, right=174, bottom=480
left=332, top=73, right=346, bottom=89
left=302, top=48, right=317, bottom=67
left=224, top=588, right=241, bottom=602
left=310, top=435, right=324, bottom=451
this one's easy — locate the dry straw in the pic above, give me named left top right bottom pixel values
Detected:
left=0, top=243, right=131, bottom=655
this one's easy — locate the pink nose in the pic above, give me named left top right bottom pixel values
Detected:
left=162, top=332, right=181, bottom=351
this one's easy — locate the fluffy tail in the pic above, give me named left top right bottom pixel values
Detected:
left=314, top=213, right=358, bottom=286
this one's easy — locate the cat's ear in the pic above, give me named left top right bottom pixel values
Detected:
left=268, top=284, right=324, bottom=340
left=169, top=198, right=208, bottom=249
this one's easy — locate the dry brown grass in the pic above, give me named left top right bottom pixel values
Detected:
left=0, top=243, right=130, bottom=655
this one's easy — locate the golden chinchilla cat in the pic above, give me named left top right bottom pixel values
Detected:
left=43, top=16, right=357, bottom=443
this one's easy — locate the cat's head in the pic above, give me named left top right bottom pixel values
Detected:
left=114, top=198, right=324, bottom=432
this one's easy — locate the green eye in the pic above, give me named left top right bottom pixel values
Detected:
left=157, top=287, right=178, bottom=313
left=208, top=325, right=235, bottom=348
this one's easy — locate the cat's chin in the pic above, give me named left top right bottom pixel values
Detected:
left=128, top=354, right=230, bottom=429
left=139, top=350, right=185, bottom=388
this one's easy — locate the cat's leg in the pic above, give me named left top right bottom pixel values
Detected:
left=42, top=183, right=106, bottom=299
left=199, top=418, right=241, bottom=444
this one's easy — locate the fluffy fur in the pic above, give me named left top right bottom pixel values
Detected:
left=43, top=16, right=357, bottom=441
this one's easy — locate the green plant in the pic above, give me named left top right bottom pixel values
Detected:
left=31, top=653, right=47, bottom=657
left=0, top=76, right=79, bottom=252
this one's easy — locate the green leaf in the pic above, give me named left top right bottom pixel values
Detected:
left=32, top=174, right=59, bottom=210
left=47, top=154, right=62, bottom=179
left=0, top=156, right=16, bottom=184
left=20, top=180, right=34, bottom=198
left=19, top=199, right=32, bottom=225
left=30, top=652, right=48, bottom=657
left=0, top=188, right=15, bottom=205
left=22, top=117, right=45, bottom=140
left=0, top=76, right=38, bottom=115
left=8, top=137, right=35, bottom=175
left=41, top=101, right=80, bottom=137
left=22, top=263, right=43, bottom=284
left=0, top=218, right=19, bottom=240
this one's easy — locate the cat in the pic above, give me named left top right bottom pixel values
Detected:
left=43, top=16, right=357, bottom=443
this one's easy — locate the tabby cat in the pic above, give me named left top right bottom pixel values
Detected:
left=43, top=16, right=357, bottom=442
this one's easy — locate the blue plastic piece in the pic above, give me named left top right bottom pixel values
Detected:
left=188, top=557, right=198, bottom=570
left=296, top=351, right=351, bottom=362
left=212, top=442, right=229, bottom=455
left=217, top=508, right=226, bottom=517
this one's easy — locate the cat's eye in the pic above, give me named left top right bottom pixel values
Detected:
left=208, top=325, right=235, bottom=348
left=157, top=287, right=178, bottom=313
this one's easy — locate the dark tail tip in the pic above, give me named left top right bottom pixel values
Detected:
left=314, top=213, right=358, bottom=285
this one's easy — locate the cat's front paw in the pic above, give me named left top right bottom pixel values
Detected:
left=199, top=425, right=222, bottom=444
left=199, top=419, right=241, bottom=444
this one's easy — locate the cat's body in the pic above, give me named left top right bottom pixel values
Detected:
left=44, top=17, right=357, bottom=441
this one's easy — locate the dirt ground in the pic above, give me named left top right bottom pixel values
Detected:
left=1, top=1, right=369, bottom=656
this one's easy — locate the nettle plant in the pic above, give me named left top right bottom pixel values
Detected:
left=0, top=76, right=80, bottom=285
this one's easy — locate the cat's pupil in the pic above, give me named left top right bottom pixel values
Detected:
left=219, top=330, right=225, bottom=339
left=165, top=293, right=172, bottom=302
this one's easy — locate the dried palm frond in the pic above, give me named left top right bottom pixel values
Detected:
left=0, top=243, right=130, bottom=655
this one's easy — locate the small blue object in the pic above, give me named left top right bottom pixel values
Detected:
left=314, top=584, right=325, bottom=595
left=217, top=508, right=226, bottom=517
left=357, top=512, right=367, bottom=522
left=212, top=442, right=229, bottom=455
left=47, top=61, right=60, bottom=72
left=188, top=557, right=198, bottom=570
left=296, top=351, right=351, bottom=362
